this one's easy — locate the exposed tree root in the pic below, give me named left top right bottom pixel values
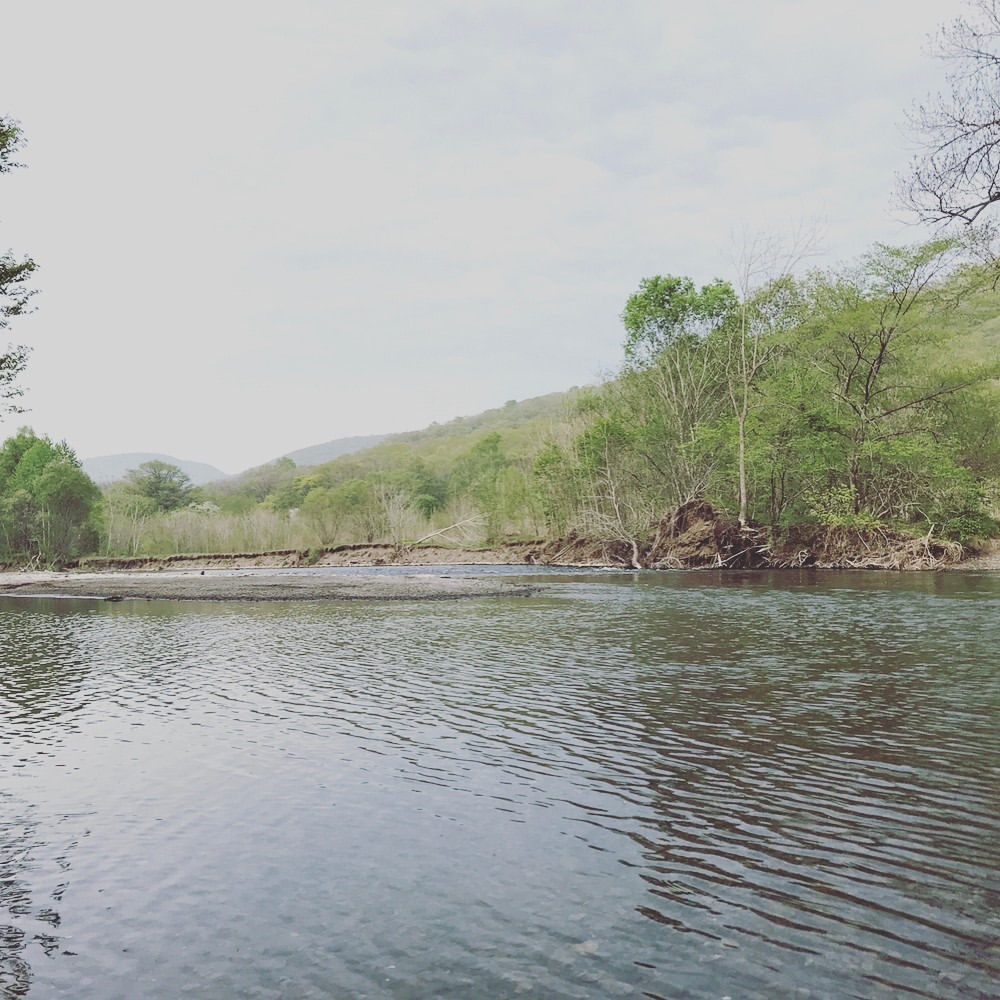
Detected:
left=23, top=510, right=984, bottom=575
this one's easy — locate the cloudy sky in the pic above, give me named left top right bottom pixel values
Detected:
left=1, top=0, right=966, bottom=473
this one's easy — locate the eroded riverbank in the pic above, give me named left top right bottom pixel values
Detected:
left=1, top=524, right=995, bottom=603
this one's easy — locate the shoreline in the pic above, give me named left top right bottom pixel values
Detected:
left=0, top=535, right=996, bottom=603
left=0, top=566, right=542, bottom=602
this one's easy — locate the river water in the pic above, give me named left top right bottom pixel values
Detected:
left=1, top=568, right=998, bottom=999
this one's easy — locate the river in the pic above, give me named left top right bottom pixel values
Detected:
left=1, top=568, right=998, bottom=999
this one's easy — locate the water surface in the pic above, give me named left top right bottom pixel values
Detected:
left=2, top=568, right=998, bottom=998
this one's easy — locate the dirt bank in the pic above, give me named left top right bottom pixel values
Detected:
left=1, top=506, right=994, bottom=603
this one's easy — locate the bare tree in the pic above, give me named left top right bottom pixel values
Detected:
left=0, top=117, right=37, bottom=416
left=901, top=0, right=1000, bottom=224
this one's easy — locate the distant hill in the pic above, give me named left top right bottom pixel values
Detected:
left=264, top=394, right=582, bottom=474
left=278, top=434, right=390, bottom=468
left=82, top=453, right=229, bottom=486
left=84, top=390, right=587, bottom=490
left=270, top=389, right=585, bottom=479
left=387, top=391, right=582, bottom=449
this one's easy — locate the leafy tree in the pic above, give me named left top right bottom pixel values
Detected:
left=451, top=433, right=512, bottom=541
left=795, top=239, right=999, bottom=523
left=571, top=414, right=660, bottom=565
left=0, top=117, right=37, bottom=418
left=608, top=275, right=738, bottom=513
left=398, top=458, right=447, bottom=517
left=99, top=482, right=157, bottom=556
left=621, top=275, right=737, bottom=366
left=533, top=440, right=584, bottom=535
left=0, top=429, right=99, bottom=562
left=299, top=485, right=344, bottom=545
left=725, top=229, right=818, bottom=524
left=126, top=460, right=193, bottom=511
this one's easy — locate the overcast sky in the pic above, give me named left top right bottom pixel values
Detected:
left=1, top=0, right=966, bottom=474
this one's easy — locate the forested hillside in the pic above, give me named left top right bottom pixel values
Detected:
left=2, top=238, right=998, bottom=568
left=4, top=238, right=985, bottom=567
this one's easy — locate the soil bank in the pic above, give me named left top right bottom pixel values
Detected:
left=1, top=506, right=995, bottom=603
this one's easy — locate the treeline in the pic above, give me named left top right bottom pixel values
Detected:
left=539, top=238, right=1000, bottom=554
left=1, top=237, right=999, bottom=566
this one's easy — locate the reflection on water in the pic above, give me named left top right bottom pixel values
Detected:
left=1, top=570, right=999, bottom=998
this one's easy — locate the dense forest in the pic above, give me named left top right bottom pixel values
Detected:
left=2, top=235, right=998, bottom=568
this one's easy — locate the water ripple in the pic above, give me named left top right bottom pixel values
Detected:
left=1, top=571, right=998, bottom=998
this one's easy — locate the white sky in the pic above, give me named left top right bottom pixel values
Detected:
left=1, top=0, right=966, bottom=474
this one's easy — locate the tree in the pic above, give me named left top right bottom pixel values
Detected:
left=99, top=482, right=157, bottom=556
left=796, top=239, right=998, bottom=521
left=0, top=117, right=37, bottom=417
left=0, top=429, right=99, bottom=562
left=451, top=433, right=510, bottom=541
left=126, top=460, right=194, bottom=511
left=725, top=228, right=819, bottom=525
left=622, top=275, right=737, bottom=366
left=618, top=275, right=738, bottom=508
left=398, top=458, right=447, bottom=518
left=901, top=0, right=1000, bottom=224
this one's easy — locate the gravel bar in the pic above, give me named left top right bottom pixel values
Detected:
left=0, top=570, right=541, bottom=603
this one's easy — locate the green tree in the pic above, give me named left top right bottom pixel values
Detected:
left=795, top=239, right=999, bottom=524
left=532, top=440, right=584, bottom=535
left=126, top=460, right=194, bottom=512
left=0, top=117, right=38, bottom=418
left=0, top=429, right=99, bottom=562
left=398, top=458, right=447, bottom=518
left=99, top=482, right=157, bottom=556
left=726, top=229, right=818, bottom=525
left=451, top=433, right=512, bottom=541
left=622, top=275, right=737, bottom=366
left=612, top=275, right=738, bottom=511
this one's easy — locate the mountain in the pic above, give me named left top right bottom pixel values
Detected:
left=275, top=392, right=584, bottom=474
left=278, top=434, right=389, bottom=467
left=82, top=453, right=229, bottom=486
left=83, top=391, right=585, bottom=489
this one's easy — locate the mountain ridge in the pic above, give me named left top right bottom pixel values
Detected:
left=84, top=388, right=586, bottom=486
left=82, top=453, right=230, bottom=486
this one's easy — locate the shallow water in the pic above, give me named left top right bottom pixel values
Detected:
left=2, top=568, right=998, bottom=998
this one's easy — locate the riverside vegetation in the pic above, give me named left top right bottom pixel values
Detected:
left=2, top=236, right=999, bottom=572
left=4, top=3, right=1000, bottom=573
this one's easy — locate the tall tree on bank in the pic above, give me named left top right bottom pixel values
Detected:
left=0, top=118, right=37, bottom=417
left=901, top=0, right=1000, bottom=224
left=620, top=275, right=738, bottom=506
left=0, top=429, right=99, bottom=563
left=726, top=228, right=819, bottom=525
left=797, top=238, right=999, bottom=524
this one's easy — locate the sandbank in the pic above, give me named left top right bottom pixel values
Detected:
left=0, top=568, right=540, bottom=603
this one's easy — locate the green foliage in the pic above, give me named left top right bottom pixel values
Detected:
left=210, top=456, right=297, bottom=510
left=532, top=441, right=582, bottom=535
left=804, top=486, right=883, bottom=529
left=88, top=242, right=1000, bottom=558
left=622, top=274, right=737, bottom=366
left=0, top=428, right=99, bottom=562
left=126, top=460, right=194, bottom=512
left=451, top=433, right=510, bottom=541
left=396, top=458, right=447, bottom=517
